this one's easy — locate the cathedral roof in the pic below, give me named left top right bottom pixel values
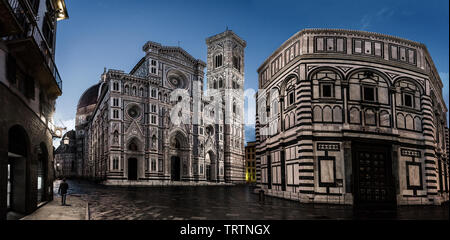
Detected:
left=77, top=83, right=100, bottom=109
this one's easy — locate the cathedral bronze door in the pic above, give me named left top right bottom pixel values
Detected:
left=171, top=156, right=181, bottom=181
left=353, top=144, right=396, bottom=208
left=128, top=158, right=138, bottom=180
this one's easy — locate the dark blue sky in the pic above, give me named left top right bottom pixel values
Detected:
left=53, top=0, right=449, bottom=143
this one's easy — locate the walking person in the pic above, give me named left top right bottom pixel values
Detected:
left=58, top=178, right=69, bottom=206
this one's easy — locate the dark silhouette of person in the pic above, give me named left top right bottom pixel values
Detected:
left=58, top=179, right=69, bottom=206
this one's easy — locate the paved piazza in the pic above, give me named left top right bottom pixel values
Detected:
left=61, top=180, right=448, bottom=220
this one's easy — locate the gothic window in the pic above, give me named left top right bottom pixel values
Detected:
left=233, top=102, right=237, bottom=114
left=125, top=85, right=129, bottom=94
left=139, top=87, right=144, bottom=97
left=213, top=80, right=218, bottom=89
left=219, top=79, right=223, bottom=88
left=113, top=82, right=119, bottom=91
left=150, top=60, right=157, bottom=75
left=151, top=89, right=156, bottom=98
left=214, top=54, right=223, bottom=68
left=233, top=56, right=241, bottom=72
left=113, top=110, right=119, bottom=119
left=113, top=98, right=119, bottom=107
left=132, top=86, right=137, bottom=96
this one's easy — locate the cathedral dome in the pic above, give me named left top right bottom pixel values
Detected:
left=77, top=83, right=100, bottom=109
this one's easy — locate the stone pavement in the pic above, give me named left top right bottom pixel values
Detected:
left=21, top=195, right=88, bottom=220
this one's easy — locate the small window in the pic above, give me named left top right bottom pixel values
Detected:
left=113, top=98, right=119, bottom=107
left=151, top=60, right=157, bottom=66
left=233, top=56, right=241, bottom=72
left=404, top=93, right=413, bottom=108
left=363, top=86, right=376, bottom=102
left=113, top=82, right=119, bottom=91
left=113, top=110, right=119, bottom=119
left=215, top=54, right=223, bottom=68
left=321, top=83, right=333, bottom=98
left=288, top=91, right=295, bottom=106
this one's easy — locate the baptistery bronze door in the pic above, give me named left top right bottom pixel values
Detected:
left=353, top=144, right=396, bottom=208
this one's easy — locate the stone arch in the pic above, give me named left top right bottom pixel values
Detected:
left=346, top=68, right=392, bottom=87
left=205, top=150, right=218, bottom=182
left=397, top=113, right=405, bottom=129
left=127, top=137, right=142, bottom=152
left=323, top=105, right=333, bottom=122
left=392, top=77, right=424, bottom=94
left=313, top=106, right=323, bottom=122
left=284, top=115, right=290, bottom=129
left=280, top=74, right=299, bottom=94
left=290, top=112, right=295, bottom=128
left=308, top=66, right=345, bottom=81
left=168, top=129, right=189, bottom=149
left=414, top=116, right=423, bottom=132
left=333, top=106, right=343, bottom=123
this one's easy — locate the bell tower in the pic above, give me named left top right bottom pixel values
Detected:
left=206, top=30, right=246, bottom=183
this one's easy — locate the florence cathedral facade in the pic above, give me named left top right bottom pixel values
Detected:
left=75, top=30, right=246, bottom=184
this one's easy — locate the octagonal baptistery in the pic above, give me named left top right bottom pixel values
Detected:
left=255, top=29, right=449, bottom=207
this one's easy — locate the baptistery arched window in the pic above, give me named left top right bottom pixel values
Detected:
left=283, top=76, right=297, bottom=108
left=311, top=69, right=342, bottom=99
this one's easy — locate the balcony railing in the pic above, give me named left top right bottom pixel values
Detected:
left=4, top=0, right=63, bottom=92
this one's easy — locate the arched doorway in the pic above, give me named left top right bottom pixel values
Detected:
left=171, top=156, right=181, bottom=181
left=169, top=131, right=189, bottom=182
left=7, top=125, right=29, bottom=214
left=128, top=158, right=138, bottom=180
left=37, top=143, right=48, bottom=203
left=205, top=151, right=216, bottom=182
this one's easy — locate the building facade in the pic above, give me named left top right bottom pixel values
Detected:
left=75, top=83, right=100, bottom=179
left=245, top=141, right=257, bottom=183
left=54, top=130, right=77, bottom=178
left=0, top=0, right=68, bottom=219
left=256, top=29, right=449, bottom=207
left=79, top=30, right=246, bottom=184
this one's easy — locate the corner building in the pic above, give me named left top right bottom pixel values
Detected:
left=81, top=30, right=246, bottom=184
left=256, top=29, right=449, bottom=207
left=0, top=0, right=68, bottom=219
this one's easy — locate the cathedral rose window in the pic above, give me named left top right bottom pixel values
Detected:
left=128, top=105, right=141, bottom=119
